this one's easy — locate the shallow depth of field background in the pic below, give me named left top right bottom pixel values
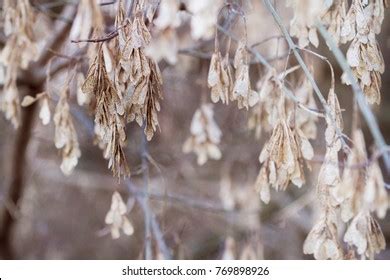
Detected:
left=0, top=0, right=389, bottom=259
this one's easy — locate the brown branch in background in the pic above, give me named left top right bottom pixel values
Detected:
left=71, top=30, right=119, bottom=43
left=70, top=22, right=130, bottom=44
left=100, top=0, right=117, bottom=6
left=0, top=86, right=40, bottom=259
left=126, top=181, right=173, bottom=259
left=36, top=5, right=76, bottom=66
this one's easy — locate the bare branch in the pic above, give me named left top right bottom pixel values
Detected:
left=140, top=129, right=153, bottom=260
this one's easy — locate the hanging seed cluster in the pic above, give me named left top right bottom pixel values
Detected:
left=0, top=0, right=38, bottom=128
left=80, top=1, right=163, bottom=179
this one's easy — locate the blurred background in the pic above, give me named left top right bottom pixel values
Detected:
left=0, top=0, right=389, bottom=259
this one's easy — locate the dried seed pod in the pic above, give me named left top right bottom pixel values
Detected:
left=183, top=104, right=222, bottom=165
left=248, top=70, right=281, bottom=138
left=54, top=87, right=81, bottom=176
left=39, top=97, right=51, bottom=126
left=127, top=58, right=163, bottom=141
left=341, top=0, right=384, bottom=39
left=82, top=45, right=130, bottom=178
left=331, top=129, right=367, bottom=221
left=303, top=212, right=342, bottom=260
left=105, top=191, right=134, bottom=239
left=116, top=8, right=162, bottom=141
left=317, top=89, right=343, bottom=205
left=286, top=0, right=323, bottom=48
left=232, top=41, right=258, bottom=109
left=344, top=211, right=385, bottom=259
left=321, top=0, right=347, bottom=46
left=341, top=0, right=385, bottom=104
left=143, top=59, right=163, bottom=140
left=254, top=165, right=271, bottom=204
left=365, top=161, right=388, bottom=219
left=343, top=35, right=384, bottom=104
left=256, top=116, right=313, bottom=199
left=331, top=129, right=389, bottom=222
left=115, top=5, right=151, bottom=102
left=207, top=51, right=233, bottom=104
left=0, top=76, right=20, bottom=128
left=1, top=0, right=38, bottom=128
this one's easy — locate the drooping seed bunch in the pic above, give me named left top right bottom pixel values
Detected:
left=183, top=103, right=222, bottom=165
left=82, top=45, right=129, bottom=178
left=53, top=86, right=82, bottom=176
left=255, top=94, right=314, bottom=204
left=207, top=36, right=257, bottom=109
left=284, top=0, right=388, bottom=259
left=80, top=0, right=163, bottom=178
left=288, top=0, right=385, bottom=104
left=0, top=0, right=38, bottom=128
left=341, top=0, right=385, bottom=104
left=105, top=191, right=134, bottom=239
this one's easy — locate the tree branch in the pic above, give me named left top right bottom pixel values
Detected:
left=0, top=85, right=41, bottom=259
left=140, top=129, right=152, bottom=260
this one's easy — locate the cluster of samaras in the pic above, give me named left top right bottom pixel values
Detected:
left=204, top=0, right=389, bottom=260
left=193, top=0, right=386, bottom=260
left=80, top=1, right=163, bottom=179
left=289, top=0, right=385, bottom=104
left=251, top=0, right=389, bottom=259
left=0, top=0, right=38, bottom=128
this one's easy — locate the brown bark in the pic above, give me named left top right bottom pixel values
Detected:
left=0, top=88, right=39, bottom=259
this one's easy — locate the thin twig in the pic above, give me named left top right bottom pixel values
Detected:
left=126, top=181, right=173, bottom=259
left=71, top=30, right=119, bottom=43
left=141, top=129, right=153, bottom=260
left=251, top=35, right=284, bottom=48
left=178, top=47, right=289, bottom=64
left=100, top=0, right=117, bottom=6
